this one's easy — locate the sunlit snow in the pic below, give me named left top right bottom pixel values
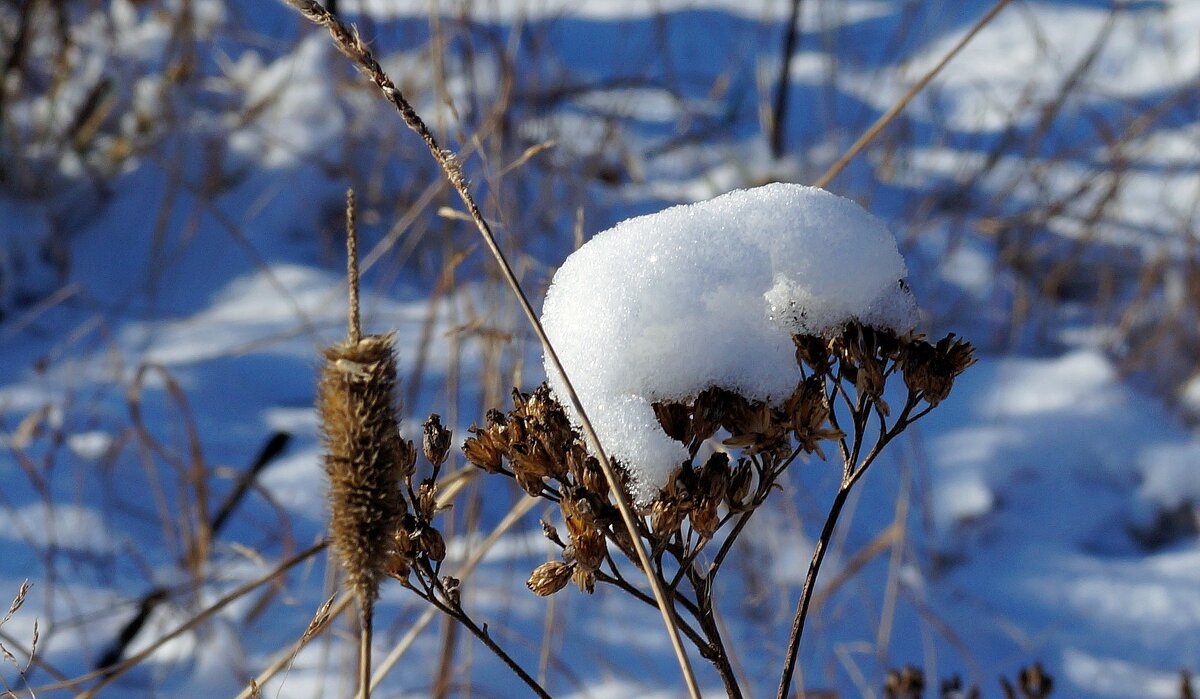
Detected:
left=541, top=183, right=916, bottom=502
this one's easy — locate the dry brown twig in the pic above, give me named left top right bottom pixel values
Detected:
left=813, top=0, right=1015, bottom=189
left=275, top=1, right=701, bottom=696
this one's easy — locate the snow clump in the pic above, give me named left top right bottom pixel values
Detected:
left=540, top=183, right=918, bottom=503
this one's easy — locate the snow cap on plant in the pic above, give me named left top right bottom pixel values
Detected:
left=540, top=183, right=919, bottom=503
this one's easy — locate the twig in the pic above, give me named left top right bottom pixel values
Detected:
left=36, top=541, right=327, bottom=696
left=413, top=563, right=551, bottom=699
left=775, top=482, right=853, bottom=699
left=370, top=494, right=538, bottom=691
left=345, top=188, right=361, bottom=345
left=770, top=0, right=803, bottom=159
left=813, top=0, right=1015, bottom=189
left=274, top=3, right=701, bottom=696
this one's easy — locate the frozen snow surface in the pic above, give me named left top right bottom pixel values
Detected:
left=541, top=183, right=915, bottom=502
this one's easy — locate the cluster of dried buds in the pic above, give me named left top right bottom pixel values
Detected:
left=464, top=387, right=631, bottom=595
left=385, top=414, right=453, bottom=582
left=465, top=322, right=975, bottom=599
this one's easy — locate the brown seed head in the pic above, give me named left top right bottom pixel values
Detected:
left=418, top=526, right=446, bottom=563
left=318, top=333, right=406, bottom=605
left=653, top=401, right=692, bottom=444
left=527, top=561, right=574, bottom=596
left=727, top=460, right=753, bottom=511
left=422, top=414, right=452, bottom=467
left=463, top=427, right=504, bottom=473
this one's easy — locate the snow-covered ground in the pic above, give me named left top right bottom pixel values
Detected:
left=1, top=0, right=1198, bottom=696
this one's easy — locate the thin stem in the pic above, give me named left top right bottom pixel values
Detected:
left=686, top=568, right=743, bottom=699
left=358, top=601, right=372, bottom=699
left=345, top=187, right=360, bottom=344
left=775, top=484, right=853, bottom=699
left=414, top=561, right=552, bottom=699
left=38, top=541, right=328, bottom=696
left=813, top=0, right=1014, bottom=189
left=275, top=4, right=700, bottom=694
left=770, top=0, right=803, bottom=159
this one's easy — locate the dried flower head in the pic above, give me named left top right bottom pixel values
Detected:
left=422, top=414, right=453, bottom=467
left=318, top=333, right=406, bottom=606
left=901, top=334, right=976, bottom=406
left=527, top=561, right=574, bottom=596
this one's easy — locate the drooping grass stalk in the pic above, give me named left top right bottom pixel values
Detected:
left=813, top=0, right=1015, bottom=188
left=39, top=541, right=328, bottom=697
left=274, top=2, right=702, bottom=696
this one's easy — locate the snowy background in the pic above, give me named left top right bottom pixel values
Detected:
left=1, top=0, right=1198, bottom=696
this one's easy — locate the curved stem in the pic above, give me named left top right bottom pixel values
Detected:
left=275, top=4, right=701, bottom=694
left=775, top=483, right=852, bottom=699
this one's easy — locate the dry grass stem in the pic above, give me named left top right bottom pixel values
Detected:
left=814, top=0, right=1015, bottom=188
left=36, top=541, right=328, bottom=697
left=276, top=1, right=701, bottom=695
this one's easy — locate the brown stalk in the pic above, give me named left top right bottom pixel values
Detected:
left=318, top=188, right=405, bottom=699
left=770, top=0, right=804, bottom=159
left=36, top=541, right=328, bottom=697
left=776, top=390, right=926, bottom=699
left=813, top=0, right=1015, bottom=189
left=274, top=2, right=701, bottom=695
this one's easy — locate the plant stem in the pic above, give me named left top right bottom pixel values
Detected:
left=275, top=4, right=701, bottom=694
left=358, top=601, right=372, bottom=699
left=775, top=483, right=852, bottom=699
left=770, top=0, right=802, bottom=159
left=813, top=0, right=1014, bottom=188
left=688, top=571, right=743, bottom=699
left=417, top=569, right=552, bottom=699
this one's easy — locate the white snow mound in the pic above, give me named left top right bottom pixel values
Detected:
left=541, top=183, right=917, bottom=503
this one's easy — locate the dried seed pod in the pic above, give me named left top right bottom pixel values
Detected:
left=516, top=469, right=545, bottom=496
left=578, top=455, right=608, bottom=496
left=902, top=334, right=975, bottom=406
left=571, top=565, right=596, bottom=593
left=699, top=452, right=730, bottom=502
left=794, top=334, right=833, bottom=374
left=653, top=401, right=692, bottom=444
left=397, top=436, right=417, bottom=481
left=422, top=414, right=452, bottom=467
left=416, top=481, right=439, bottom=521
left=386, top=552, right=411, bottom=582
left=318, top=333, right=406, bottom=606
left=651, top=499, right=686, bottom=537
left=418, top=526, right=446, bottom=563
left=463, top=427, right=504, bottom=473
left=727, top=460, right=753, bottom=511
left=527, top=561, right=574, bottom=596
left=573, top=530, right=606, bottom=572
left=690, top=499, right=721, bottom=539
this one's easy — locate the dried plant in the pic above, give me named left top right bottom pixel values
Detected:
left=317, top=189, right=405, bottom=699
left=463, top=322, right=975, bottom=697
left=314, top=190, right=549, bottom=698
left=882, top=663, right=1053, bottom=699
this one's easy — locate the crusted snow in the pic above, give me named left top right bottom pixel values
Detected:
left=540, top=183, right=916, bottom=502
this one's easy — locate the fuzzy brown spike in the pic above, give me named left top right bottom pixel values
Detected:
left=318, top=333, right=405, bottom=607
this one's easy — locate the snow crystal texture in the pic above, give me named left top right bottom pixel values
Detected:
left=541, top=183, right=917, bottom=503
